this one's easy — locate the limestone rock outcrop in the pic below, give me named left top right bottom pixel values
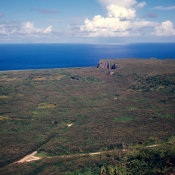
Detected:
left=97, top=61, right=119, bottom=70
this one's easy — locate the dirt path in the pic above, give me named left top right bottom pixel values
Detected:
left=17, top=151, right=41, bottom=163
left=146, top=144, right=159, bottom=148
left=67, top=123, right=73, bottom=127
left=15, top=144, right=160, bottom=164
left=15, top=150, right=115, bottom=164
left=53, top=150, right=114, bottom=159
left=15, top=124, right=74, bottom=164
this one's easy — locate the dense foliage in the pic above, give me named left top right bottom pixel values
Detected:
left=99, top=143, right=175, bottom=175
left=0, top=143, right=174, bottom=175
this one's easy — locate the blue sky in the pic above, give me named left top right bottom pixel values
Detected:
left=0, top=0, right=175, bottom=43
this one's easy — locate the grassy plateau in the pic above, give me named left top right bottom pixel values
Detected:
left=0, top=58, right=175, bottom=175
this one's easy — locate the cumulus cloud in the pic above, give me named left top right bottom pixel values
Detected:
left=43, top=26, right=53, bottom=34
left=0, top=21, right=18, bottom=36
left=20, top=22, right=52, bottom=34
left=81, top=0, right=155, bottom=37
left=0, top=21, right=54, bottom=40
left=107, top=5, right=136, bottom=19
left=99, top=0, right=145, bottom=8
left=81, top=16, right=131, bottom=37
left=153, top=6, right=175, bottom=10
left=99, top=0, right=137, bottom=8
left=153, top=21, right=175, bottom=36
left=0, top=25, right=8, bottom=35
left=137, top=2, right=146, bottom=8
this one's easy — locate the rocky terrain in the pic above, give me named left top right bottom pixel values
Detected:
left=97, top=61, right=119, bottom=69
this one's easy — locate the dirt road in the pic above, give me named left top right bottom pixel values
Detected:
left=17, top=151, right=41, bottom=163
left=16, top=144, right=160, bottom=164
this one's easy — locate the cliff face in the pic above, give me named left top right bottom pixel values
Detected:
left=97, top=62, right=119, bottom=70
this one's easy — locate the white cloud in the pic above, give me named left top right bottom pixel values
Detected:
left=81, top=0, right=156, bottom=37
left=153, top=21, right=175, bottom=36
left=20, top=22, right=52, bottom=34
left=21, top=22, right=38, bottom=34
left=99, top=0, right=146, bottom=9
left=107, top=5, right=136, bottom=19
left=153, top=6, right=175, bottom=10
left=0, top=25, right=8, bottom=35
left=43, top=26, right=53, bottom=34
left=137, top=2, right=146, bottom=8
left=99, top=0, right=137, bottom=8
left=81, top=16, right=132, bottom=37
left=0, top=21, right=57, bottom=42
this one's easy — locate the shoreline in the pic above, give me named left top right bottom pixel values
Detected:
left=0, top=66, right=96, bottom=73
left=0, top=58, right=174, bottom=73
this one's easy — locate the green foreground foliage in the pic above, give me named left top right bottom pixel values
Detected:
left=69, top=143, right=175, bottom=175
left=0, top=143, right=174, bottom=175
left=0, top=58, right=175, bottom=174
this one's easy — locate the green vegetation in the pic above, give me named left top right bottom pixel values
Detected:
left=156, top=112, right=175, bottom=119
left=114, top=116, right=135, bottom=122
left=98, top=143, right=175, bottom=175
left=0, top=58, right=175, bottom=174
left=0, top=143, right=174, bottom=175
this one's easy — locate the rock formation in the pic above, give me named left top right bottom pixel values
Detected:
left=97, top=61, right=119, bottom=70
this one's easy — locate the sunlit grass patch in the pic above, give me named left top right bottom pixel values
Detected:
left=31, top=110, right=51, bottom=119
left=33, top=77, right=47, bottom=81
left=54, top=75, right=66, bottom=80
left=0, top=116, right=9, bottom=120
left=32, top=111, right=39, bottom=119
left=115, top=116, right=135, bottom=122
left=33, top=75, right=66, bottom=81
left=38, top=103, right=55, bottom=109
left=32, top=111, right=39, bottom=115
left=156, top=112, right=175, bottom=119
left=156, top=85, right=165, bottom=90
left=0, top=95, right=9, bottom=99
left=35, top=152, right=51, bottom=157
left=0, top=77, right=17, bottom=82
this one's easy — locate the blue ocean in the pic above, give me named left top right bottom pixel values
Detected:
left=0, top=43, right=175, bottom=71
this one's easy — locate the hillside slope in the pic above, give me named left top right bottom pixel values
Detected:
left=0, top=58, right=175, bottom=174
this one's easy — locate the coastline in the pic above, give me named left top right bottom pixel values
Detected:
left=0, top=57, right=175, bottom=72
left=1, top=43, right=175, bottom=71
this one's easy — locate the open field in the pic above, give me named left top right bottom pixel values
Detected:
left=0, top=58, right=175, bottom=174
